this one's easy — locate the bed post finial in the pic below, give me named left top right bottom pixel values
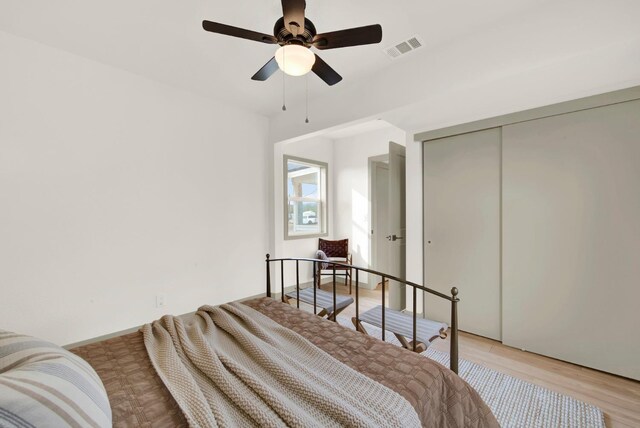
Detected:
left=450, top=286, right=459, bottom=374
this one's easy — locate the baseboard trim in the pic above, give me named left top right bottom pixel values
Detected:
left=64, top=283, right=369, bottom=349
left=63, top=311, right=199, bottom=350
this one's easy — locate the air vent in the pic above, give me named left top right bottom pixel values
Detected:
left=384, top=35, right=424, bottom=59
left=407, top=37, right=422, bottom=49
left=385, top=47, right=401, bottom=58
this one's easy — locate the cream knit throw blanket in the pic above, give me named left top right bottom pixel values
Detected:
left=142, top=302, right=420, bottom=428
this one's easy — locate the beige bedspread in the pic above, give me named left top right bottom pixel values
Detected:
left=72, top=298, right=498, bottom=427
left=141, top=302, right=421, bottom=427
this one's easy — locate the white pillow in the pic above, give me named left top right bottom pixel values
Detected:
left=0, top=330, right=112, bottom=427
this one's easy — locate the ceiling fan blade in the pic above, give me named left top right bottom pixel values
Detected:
left=202, top=20, right=277, bottom=44
left=313, top=24, right=382, bottom=50
left=281, top=0, right=305, bottom=36
left=251, top=57, right=280, bottom=81
left=312, top=54, right=342, bottom=86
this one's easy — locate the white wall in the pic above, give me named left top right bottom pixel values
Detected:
left=0, top=31, right=269, bottom=346
left=405, top=134, right=423, bottom=313
left=273, top=136, right=334, bottom=286
left=332, top=126, right=406, bottom=285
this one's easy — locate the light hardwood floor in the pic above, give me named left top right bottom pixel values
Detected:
left=302, top=283, right=640, bottom=428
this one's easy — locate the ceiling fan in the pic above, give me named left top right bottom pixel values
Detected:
left=202, top=0, right=383, bottom=86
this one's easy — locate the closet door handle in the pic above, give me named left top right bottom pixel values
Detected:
left=386, top=234, right=404, bottom=241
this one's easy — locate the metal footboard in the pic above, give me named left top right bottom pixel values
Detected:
left=265, top=254, right=460, bottom=374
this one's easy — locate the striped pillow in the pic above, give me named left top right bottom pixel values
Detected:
left=0, top=330, right=111, bottom=428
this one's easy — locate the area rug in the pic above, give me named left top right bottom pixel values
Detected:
left=336, top=317, right=605, bottom=428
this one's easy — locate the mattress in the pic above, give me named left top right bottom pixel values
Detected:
left=71, top=297, right=497, bottom=427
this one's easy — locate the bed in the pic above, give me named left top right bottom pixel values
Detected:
left=71, top=297, right=495, bottom=427
left=64, top=256, right=498, bottom=427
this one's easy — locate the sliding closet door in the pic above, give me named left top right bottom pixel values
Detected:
left=502, top=99, right=640, bottom=380
left=423, top=128, right=501, bottom=340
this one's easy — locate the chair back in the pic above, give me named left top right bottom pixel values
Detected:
left=318, top=238, right=349, bottom=258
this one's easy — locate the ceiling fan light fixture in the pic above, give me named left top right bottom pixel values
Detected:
left=275, top=45, right=316, bottom=76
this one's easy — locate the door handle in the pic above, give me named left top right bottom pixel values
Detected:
left=386, top=234, right=404, bottom=241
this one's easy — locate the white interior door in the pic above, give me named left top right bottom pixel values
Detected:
left=423, top=128, right=501, bottom=340
left=388, top=142, right=406, bottom=310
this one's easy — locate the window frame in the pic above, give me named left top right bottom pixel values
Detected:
left=283, top=155, right=329, bottom=240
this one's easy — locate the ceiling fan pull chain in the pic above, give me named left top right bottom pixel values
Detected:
left=282, top=53, right=287, bottom=111
left=305, top=74, right=310, bottom=124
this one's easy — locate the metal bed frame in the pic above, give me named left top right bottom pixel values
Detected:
left=265, top=254, right=460, bottom=374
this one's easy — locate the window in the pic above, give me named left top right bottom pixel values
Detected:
left=284, top=156, right=328, bottom=239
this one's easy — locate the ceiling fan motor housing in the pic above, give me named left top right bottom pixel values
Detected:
left=274, top=17, right=317, bottom=46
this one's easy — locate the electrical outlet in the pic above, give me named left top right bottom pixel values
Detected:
left=156, top=293, right=166, bottom=308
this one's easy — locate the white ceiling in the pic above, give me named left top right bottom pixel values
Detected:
left=323, top=119, right=395, bottom=140
left=0, top=0, right=562, bottom=116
